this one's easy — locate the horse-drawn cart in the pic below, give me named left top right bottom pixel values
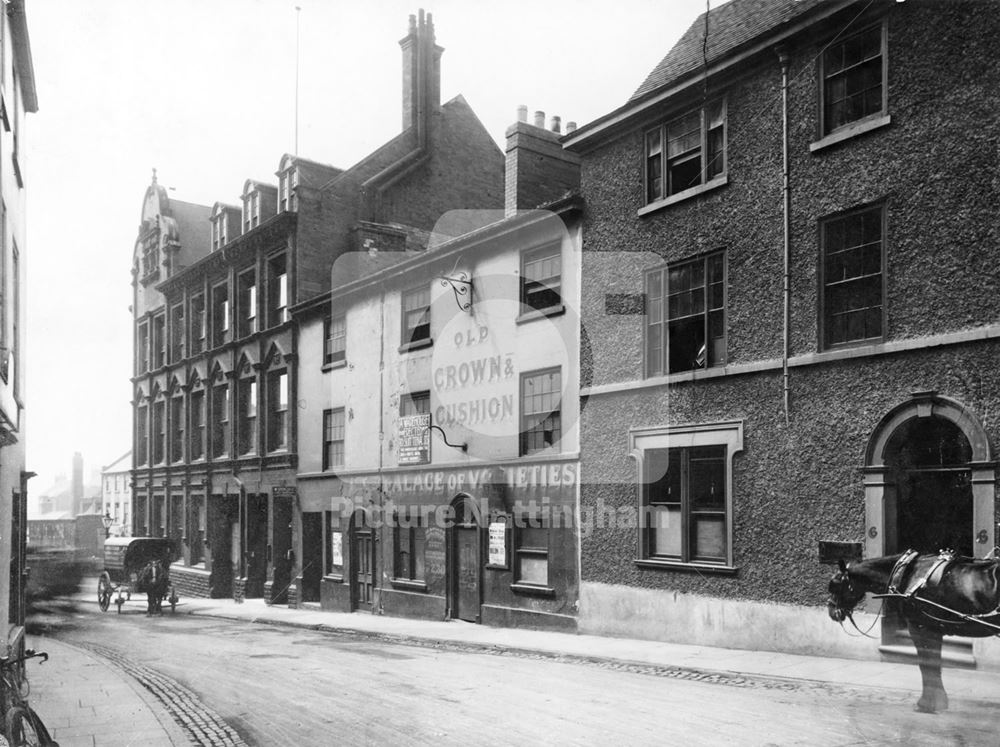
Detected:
left=98, top=537, right=179, bottom=615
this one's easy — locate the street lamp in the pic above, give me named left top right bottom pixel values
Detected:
left=101, top=512, right=113, bottom=539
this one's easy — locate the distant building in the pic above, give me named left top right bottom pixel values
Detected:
left=565, top=0, right=1000, bottom=669
left=101, top=451, right=131, bottom=536
left=34, top=453, right=102, bottom=519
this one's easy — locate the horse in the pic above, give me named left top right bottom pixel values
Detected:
left=828, top=550, right=1000, bottom=713
left=136, top=559, right=169, bottom=616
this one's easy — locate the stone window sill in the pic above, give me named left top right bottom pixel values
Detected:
left=516, top=304, right=566, bottom=325
left=398, top=338, right=433, bottom=355
left=637, top=174, right=728, bottom=217
left=390, top=578, right=428, bottom=592
left=510, top=583, right=556, bottom=597
left=810, top=114, right=892, bottom=153
left=634, top=558, right=738, bottom=576
left=322, top=359, right=347, bottom=373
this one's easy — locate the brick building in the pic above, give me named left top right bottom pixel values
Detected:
left=130, top=10, right=503, bottom=603
left=565, top=0, right=1000, bottom=667
left=291, top=109, right=581, bottom=627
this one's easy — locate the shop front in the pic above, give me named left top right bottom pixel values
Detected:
left=296, top=458, right=579, bottom=630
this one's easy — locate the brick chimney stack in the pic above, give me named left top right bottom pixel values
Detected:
left=400, top=9, right=443, bottom=133
left=504, top=106, right=581, bottom=217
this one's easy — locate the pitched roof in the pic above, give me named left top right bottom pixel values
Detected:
left=630, top=0, right=830, bottom=102
left=102, top=450, right=132, bottom=473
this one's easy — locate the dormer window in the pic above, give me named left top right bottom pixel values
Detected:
left=279, top=169, right=298, bottom=212
left=243, top=190, right=261, bottom=233
left=140, top=230, right=160, bottom=282
left=212, top=210, right=229, bottom=251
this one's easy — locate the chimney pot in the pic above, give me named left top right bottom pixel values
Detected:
left=517, top=105, right=528, bottom=123
left=551, top=115, right=561, bottom=134
left=566, top=121, right=577, bottom=134
left=533, top=110, right=545, bottom=128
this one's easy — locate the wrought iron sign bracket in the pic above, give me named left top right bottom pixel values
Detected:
left=439, top=271, right=473, bottom=313
left=428, top=424, right=468, bottom=452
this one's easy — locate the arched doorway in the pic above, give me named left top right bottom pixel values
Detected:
left=448, top=494, right=482, bottom=623
left=884, top=416, right=973, bottom=557
left=864, top=392, right=996, bottom=661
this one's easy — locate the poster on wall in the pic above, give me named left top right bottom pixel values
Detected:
left=487, top=520, right=508, bottom=568
left=330, top=531, right=343, bottom=568
left=398, top=413, right=431, bottom=464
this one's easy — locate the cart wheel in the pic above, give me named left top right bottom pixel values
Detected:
left=97, top=573, right=112, bottom=612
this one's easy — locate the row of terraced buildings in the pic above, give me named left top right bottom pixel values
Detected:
left=129, top=1, right=1000, bottom=668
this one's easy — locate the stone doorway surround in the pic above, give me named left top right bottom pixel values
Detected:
left=863, top=391, right=995, bottom=561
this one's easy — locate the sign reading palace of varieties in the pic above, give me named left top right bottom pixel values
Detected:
left=352, top=462, right=579, bottom=499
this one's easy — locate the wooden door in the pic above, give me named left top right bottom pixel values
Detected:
left=454, top=525, right=480, bottom=622
left=301, top=513, right=322, bottom=603
left=353, top=528, right=374, bottom=611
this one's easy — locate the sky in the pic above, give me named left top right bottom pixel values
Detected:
left=23, top=0, right=711, bottom=496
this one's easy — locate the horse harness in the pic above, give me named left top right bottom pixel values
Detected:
left=873, top=549, right=1000, bottom=635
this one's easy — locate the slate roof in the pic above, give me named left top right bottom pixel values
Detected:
left=630, top=0, right=831, bottom=102
left=169, top=198, right=212, bottom=265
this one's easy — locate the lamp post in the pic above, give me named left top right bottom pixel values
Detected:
left=101, top=512, right=113, bottom=539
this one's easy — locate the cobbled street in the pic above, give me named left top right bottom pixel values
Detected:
left=36, top=602, right=1000, bottom=746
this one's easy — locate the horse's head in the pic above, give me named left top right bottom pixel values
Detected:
left=828, top=558, right=866, bottom=623
left=142, top=559, right=161, bottom=583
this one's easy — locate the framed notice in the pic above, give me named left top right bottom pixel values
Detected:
left=487, top=519, right=509, bottom=569
left=398, top=413, right=431, bottom=465
left=330, top=531, right=343, bottom=568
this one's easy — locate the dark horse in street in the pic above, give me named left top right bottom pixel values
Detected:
left=828, top=550, right=1000, bottom=713
left=136, top=559, right=169, bottom=616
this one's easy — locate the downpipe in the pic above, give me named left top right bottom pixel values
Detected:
left=777, top=46, right=791, bottom=427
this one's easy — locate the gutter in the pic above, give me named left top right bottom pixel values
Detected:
left=8, top=1, right=37, bottom=112
left=563, top=0, right=856, bottom=152
left=289, top=195, right=583, bottom=318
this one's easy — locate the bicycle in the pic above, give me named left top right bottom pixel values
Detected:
left=0, top=626, right=58, bottom=747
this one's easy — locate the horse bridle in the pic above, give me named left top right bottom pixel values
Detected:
left=832, top=564, right=883, bottom=638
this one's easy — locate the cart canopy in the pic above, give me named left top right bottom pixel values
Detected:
left=103, top=537, right=175, bottom=573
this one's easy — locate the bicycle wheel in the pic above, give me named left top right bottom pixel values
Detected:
left=3, top=704, right=51, bottom=746
left=97, top=573, right=112, bottom=613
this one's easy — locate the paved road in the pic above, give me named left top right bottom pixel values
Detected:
left=49, top=605, right=1000, bottom=746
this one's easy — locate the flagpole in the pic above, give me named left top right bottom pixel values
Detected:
left=295, top=5, right=301, bottom=156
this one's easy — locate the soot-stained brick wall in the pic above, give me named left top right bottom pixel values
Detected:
left=576, top=2, right=1000, bottom=610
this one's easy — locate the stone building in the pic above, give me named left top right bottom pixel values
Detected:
left=291, top=110, right=581, bottom=627
left=564, top=0, right=1000, bottom=668
left=130, top=10, right=503, bottom=603
left=101, top=450, right=132, bottom=536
